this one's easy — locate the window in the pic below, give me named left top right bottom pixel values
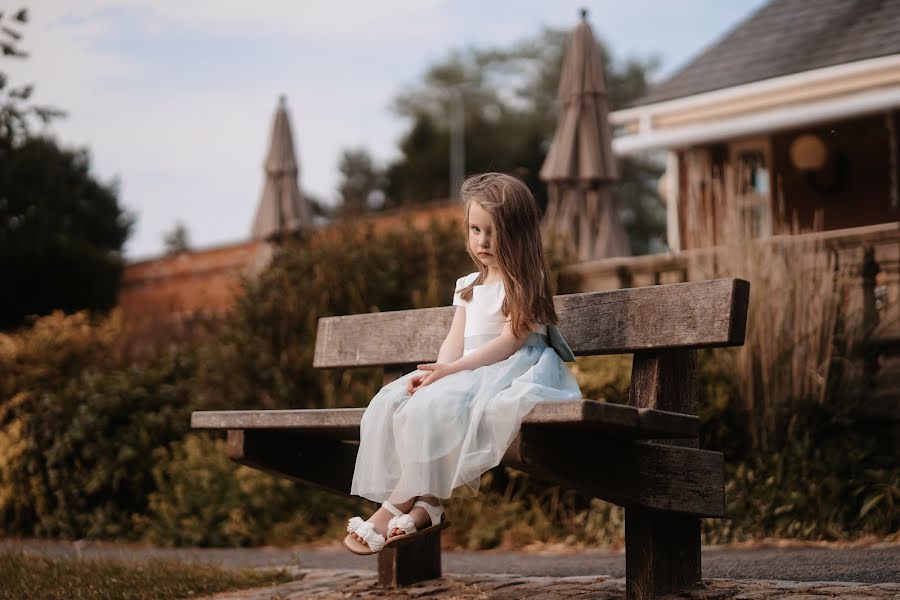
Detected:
left=730, top=138, right=773, bottom=239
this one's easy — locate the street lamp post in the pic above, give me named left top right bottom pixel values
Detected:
left=449, top=87, right=465, bottom=200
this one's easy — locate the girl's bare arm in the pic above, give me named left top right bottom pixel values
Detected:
left=443, top=318, right=528, bottom=374
left=409, top=306, right=466, bottom=394
left=437, top=306, right=465, bottom=363
left=415, top=321, right=530, bottom=388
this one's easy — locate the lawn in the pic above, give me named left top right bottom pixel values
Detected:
left=0, top=549, right=295, bottom=600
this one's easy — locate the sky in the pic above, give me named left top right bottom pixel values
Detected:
left=8, top=0, right=769, bottom=261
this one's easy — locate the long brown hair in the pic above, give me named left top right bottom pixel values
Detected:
left=457, top=172, right=558, bottom=338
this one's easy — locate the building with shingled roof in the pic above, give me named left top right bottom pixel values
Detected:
left=609, top=0, right=900, bottom=252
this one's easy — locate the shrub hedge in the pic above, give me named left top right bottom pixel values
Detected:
left=0, top=217, right=896, bottom=547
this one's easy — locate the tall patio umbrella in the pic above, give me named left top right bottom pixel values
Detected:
left=250, top=96, right=313, bottom=241
left=540, top=12, right=631, bottom=261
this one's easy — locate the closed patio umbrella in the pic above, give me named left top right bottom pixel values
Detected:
left=540, top=11, right=631, bottom=261
left=250, top=96, right=313, bottom=241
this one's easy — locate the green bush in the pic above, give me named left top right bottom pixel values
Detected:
left=0, top=217, right=478, bottom=543
left=710, top=394, right=898, bottom=543
left=136, top=433, right=366, bottom=547
left=568, top=354, right=632, bottom=405
left=0, top=311, right=199, bottom=539
left=196, top=217, right=473, bottom=412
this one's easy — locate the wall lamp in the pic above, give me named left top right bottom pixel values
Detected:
left=789, top=133, right=846, bottom=195
left=789, top=134, right=828, bottom=171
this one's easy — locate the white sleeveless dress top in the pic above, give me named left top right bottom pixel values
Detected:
left=452, top=272, right=547, bottom=356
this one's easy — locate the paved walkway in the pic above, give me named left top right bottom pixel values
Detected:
left=197, top=568, right=900, bottom=599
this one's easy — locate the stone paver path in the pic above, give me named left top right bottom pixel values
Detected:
left=199, top=568, right=900, bottom=600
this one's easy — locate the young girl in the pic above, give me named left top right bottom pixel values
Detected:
left=344, top=172, right=582, bottom=555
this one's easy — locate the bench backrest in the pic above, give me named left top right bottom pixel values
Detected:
left=314, top=278, right=749, bottom=368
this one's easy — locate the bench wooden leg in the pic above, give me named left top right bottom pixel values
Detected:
left=377, top=527, right=444, bottom=587
left=627, top=349, right=704, bottom=599
left=625, top=506, right=701, bottom=600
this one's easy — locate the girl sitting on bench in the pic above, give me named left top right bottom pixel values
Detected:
left=344, top=172, right=582, bottom=554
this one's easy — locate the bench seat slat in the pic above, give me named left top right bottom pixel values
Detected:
left=190, top=399, right=699, bottom=440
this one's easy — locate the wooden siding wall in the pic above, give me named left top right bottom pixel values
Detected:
left=675, top=112, right=899, bottom=252
left=772, top=113, right=899, bottom=232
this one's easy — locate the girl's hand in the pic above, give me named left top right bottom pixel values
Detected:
left=411, top=362, right=455, bottom=391
left=406, top=371, right=428, bottom=395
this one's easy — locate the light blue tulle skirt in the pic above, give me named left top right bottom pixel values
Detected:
left=350, top=333, right=582, bottom=502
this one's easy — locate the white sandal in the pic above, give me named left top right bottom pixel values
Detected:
left=383, top=500, right=448, bottom=548
left=343, top=501, right=405, bottom=555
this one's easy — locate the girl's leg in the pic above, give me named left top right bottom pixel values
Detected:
left=387, top=494, right=442, bottom=538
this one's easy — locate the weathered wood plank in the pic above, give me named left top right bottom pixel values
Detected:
left=313, top=278, right=750, bottom=367
left=226, top=429, right=359, bottom=496
left=556, top=278, right=748, bottom=356
left=224, top=426, right=721, bottom=516
left=502, top=428, right=725, bottom=517
left=626, top=506, right=701, bottom=600
left=314, top=307, right=452, bottom=368
left=625, top=348, right=704, bottom=599
left=191, top=399, right=699, bottom=440
left=630, top=349, right=700, bottom=447
left=378, top=523, right=448, bottom=587
left=205, top=409, right=365, bottom=439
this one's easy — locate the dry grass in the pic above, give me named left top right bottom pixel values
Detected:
left=682, top=165, right=867, bottom=449
left=0, top=548, right=294, bottom=600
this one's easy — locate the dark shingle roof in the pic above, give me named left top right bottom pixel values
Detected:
left=633, top=0, right=900, bottom=107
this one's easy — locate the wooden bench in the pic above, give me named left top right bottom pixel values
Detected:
left=191, top=277, right=749, bottom=599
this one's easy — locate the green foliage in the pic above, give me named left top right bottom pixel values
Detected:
left=694, top=348, right=898, bottom=543
left=0, top=548, right=293, bottom=600
left=162, top=220, right=191, bottom=255
left=336, top=147, right=386, bottom=215
left=0, top=137, right=134, bottom=329
left=0, top=9, right=127, bottom=330
left=568, top=355, right=632, bottom=405
left=137, top=433, right=364, bottom=547
left=0, top=8, right=65, bottom=147
left=0, top=311, right=196, bottom=539
left=708, top=394, right=898, bottom=543
left=383, top=26, right=666, bottom=253
left=199, top=217, right=473, bottom=411
left=616, top=153, right=667, bottom=255
left=0, top=219, right=478, bottom=544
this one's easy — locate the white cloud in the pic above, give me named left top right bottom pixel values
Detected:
left=28, top=0, right=449, bottom=39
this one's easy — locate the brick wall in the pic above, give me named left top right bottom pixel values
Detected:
left=117, top=201, right=464, bottom=337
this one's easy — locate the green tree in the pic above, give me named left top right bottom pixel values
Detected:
left=0, top=9, right=132, bottom=329
left=0, top=137, right=134, bottom=329
left=385, top=115, right=451, bottom=206
left=163, top=220, right=191, bottom=254
left=384, top=27, right=667, bottom=253
left=336, top=147, right=385, bottom=216
left=0, top=8, right=64, bottom=147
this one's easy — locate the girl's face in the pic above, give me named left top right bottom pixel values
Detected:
left=468, top=201, right=499, bottom=271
